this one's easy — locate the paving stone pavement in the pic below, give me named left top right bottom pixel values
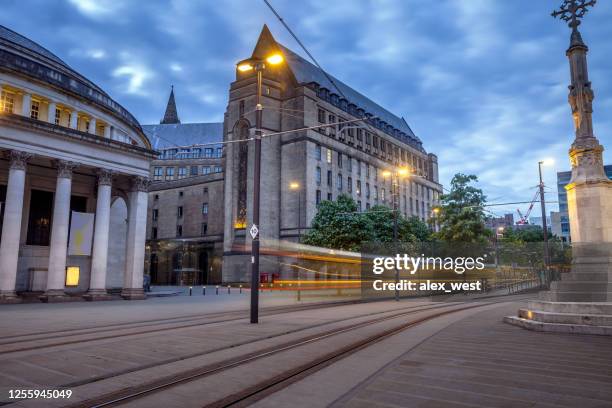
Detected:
left=333, top=302, right=612, bottom=408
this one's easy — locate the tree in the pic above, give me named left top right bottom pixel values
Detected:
left=435, top=173, right=490, bottom=242
left=302, top=194, right=374, bottom=251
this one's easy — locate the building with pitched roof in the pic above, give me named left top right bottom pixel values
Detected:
left=143, top=26, right=443, bottom=285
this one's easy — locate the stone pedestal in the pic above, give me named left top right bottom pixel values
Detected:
left=82, top=289, right=113, bottom=301
left=120, top=288, right=146, bottom=300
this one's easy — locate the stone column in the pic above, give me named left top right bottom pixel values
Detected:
left=21, top=93, right=31, bottom=117
left=103, top=125, right=111, bottom=139
left=69, top=111, right=78, bottom=129
left=42, top=160, right=78, bottom=302
left=47, top=102, right=56, bottom=124
left=89, top=117, right=96, bottom=134
left=122, top=176, right=149, bottom=300
left=0, top=151, right=31, bottom=303
left=84, top=170, right=113, bottom=301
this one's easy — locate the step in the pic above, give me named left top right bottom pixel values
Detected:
left=528, top=300, right=612, bottom=314
left=561, top=272, right=610, bottom=282
left=539, top=291, right=612, bottom=302
left=518, top=308, right=612, bottom=326
left=550, top=281, right=612, bottom=292
left=503, top=316, right=612, bottom=336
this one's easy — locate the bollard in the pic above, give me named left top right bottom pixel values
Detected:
left=227, top=285, right=231, bottom=294
left=216, top=285, right=219, bottom=295
left=239, top=285, right=242, bottom=294
left=189, top=286, right=192, bottom=296
left=202, top=286, right=206, bottom=296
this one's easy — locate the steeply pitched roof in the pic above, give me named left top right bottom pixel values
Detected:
left=143, top=122, right=223, bottom=149
left=161, top=86, right=180, bottom=124
left=278, top=44, right=420, bottom=146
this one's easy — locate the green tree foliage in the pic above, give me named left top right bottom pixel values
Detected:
left=303, top=196, right=432, bottom=250
left=302, top=194, right=374, bottom=251
left=436, top=173, right=490, bottom=243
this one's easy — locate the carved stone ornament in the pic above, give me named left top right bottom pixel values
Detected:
left=55, top=160, right=79, bottom=179
left=131, top=176, right=151, bottom=192
left=97, top=169, right=113, bottom=186
left=7, top=150, right=33, bottom=171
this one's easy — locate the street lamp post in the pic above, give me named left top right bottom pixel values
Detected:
left=382, top=167, right=410, bottom=301
left=237, top=53, right=284, bottom=324
left=538, top=160, right=553, bottom=267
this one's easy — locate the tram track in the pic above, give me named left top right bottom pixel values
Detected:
left=61, top=298, right=520, bottom=408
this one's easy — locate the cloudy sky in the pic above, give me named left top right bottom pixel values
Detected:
left=2, top=0, right=612, bottom=217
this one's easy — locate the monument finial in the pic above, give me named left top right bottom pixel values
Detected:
left=552, top=0, right=596, bottom=31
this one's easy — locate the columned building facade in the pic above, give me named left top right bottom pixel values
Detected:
left=0, top=25, right=155, bottom=302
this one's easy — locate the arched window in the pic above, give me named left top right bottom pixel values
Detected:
left=235, top=122, right=249, bottom=228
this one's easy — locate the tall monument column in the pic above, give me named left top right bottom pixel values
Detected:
left=506, top=0, right=612, bottom=334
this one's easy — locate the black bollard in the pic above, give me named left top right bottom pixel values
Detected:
left=216, top=285, right=219, bottom=295
left=227, top=285, right=231, bottom=294
left=189, top=286, right=192, bottom=296
left=202, top=286, right=206, bottom=296
left=239, top=285, right=242, bottom=294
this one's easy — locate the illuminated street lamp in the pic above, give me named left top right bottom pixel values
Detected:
left=289, top=181, right=302, bottom=301
left=382, top=166, right=411, bottom=302
left=236, top=52, right=284, bottom=324
left=538, top=159, right=554, bottom=266
left=432, top=207, right=441, bottom=232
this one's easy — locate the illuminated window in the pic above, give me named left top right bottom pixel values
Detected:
left=177, top=206, right=183, bottom=218
left=54, top=108, right=61, bottom=125
left=356, top=180, right=361, bottom=196
left=1, top=91, right=14, bottom=113
left=65, top=266, right=80, bottom=287
left=326, top=148, right=332, bottom=164
left=30, top=101, right=39, bottom=120
left=202, top=203, right=208, bottom=215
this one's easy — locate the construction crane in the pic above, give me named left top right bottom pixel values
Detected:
left=516, top=190, right=540, bottom=225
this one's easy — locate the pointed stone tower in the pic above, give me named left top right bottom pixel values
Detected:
left=161, top=86, right=180, bottom=124
left=506, top=1, right=612, bottom=335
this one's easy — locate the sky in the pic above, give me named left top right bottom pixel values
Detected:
left=2, top=0, right=612, bottom=218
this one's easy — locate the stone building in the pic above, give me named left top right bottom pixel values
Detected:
left=0, top=25, right=155, bottom=302
left=143, top=89, right=225, bottom=285
left=143, top=26, right=443, bottom=285
left=222, top=26, right=443, bottom=282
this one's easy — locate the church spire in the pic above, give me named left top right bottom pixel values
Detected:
left=160, top=85, right=180, bottom=124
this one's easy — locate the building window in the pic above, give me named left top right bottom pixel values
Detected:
left=202, top=166, right=211, bottom=175
left=318, top=108, right=326, bottom=123
left=154, top=194, right=159, bottom=201
left=337, top=174, right=343, bottom=191
left=153, top=167, right=162, bottom=181
left=357, top=200, right=362, bottom=211
left=190, top=166, right=198, bottom=176
left=54, top=108, right=61, bottom=125
left=0, top=91, right=14, bottom=113
left=326, top=148, right=332, bottom=164
left=316, top=167, right=321, bottom=186
left=381, top=188, right=386, bottom=202
left=366, top=203, right=371, bottom=210
left=329, top=114, right=336, bottom=137
left=239, top=100, right=245, bottom=116
left=152, top=209, right=159, bottom=221
left=177, top=206, right=183, bottom=218
left=357, top=160, right=361, bottom=176
left=152, top=227, right=158, bottom=239
left=366, top=164, right=370, bottom=178
left=347, top=156, right=352, bottom=172
left=176, top=225, right=183, bottom=237
left=26, top=189, right=53, bottom=246
left=165, top=167, right=174, bottom=180
left=214, top=166, right=223, bottom=173
left=327, top=170, right=332, bottom=187
left=30, top=101, right=39, bottom=120
left=374, top=186, right=378, bottom=201
left=202, top=202, right=208, bottom=215
left=204, top=148, right=213, bottom=158
left=315, top=144, right=321, bottom=160
left=201, top=223, right=208, bottom=235
left=366, top=183, right=370, bottom=199
left=365, top=132, right=371, bottom=145
left=374, top=166, right=378, bottom=181
left=203, top=187, right=208, bottom=194
left=178, top=191, right=183, bottom=198
left=347, top=176, right=352, bottom=193
left=216, top=147, right=223, bottom=157
left=178, top=167, right=187, bottom=179
left=337, top=152, right=343, bottom=168
left=356, top=180, right=361, bottom=196
left=316, top=190, right=321, bottom=205
left=327, top=192, right=332, bottom=201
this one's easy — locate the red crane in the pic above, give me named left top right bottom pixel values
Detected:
left=516, top=191, right=540, bottom=225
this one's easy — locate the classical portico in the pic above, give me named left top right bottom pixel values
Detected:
left=0, top=24, right=156, bottom=302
